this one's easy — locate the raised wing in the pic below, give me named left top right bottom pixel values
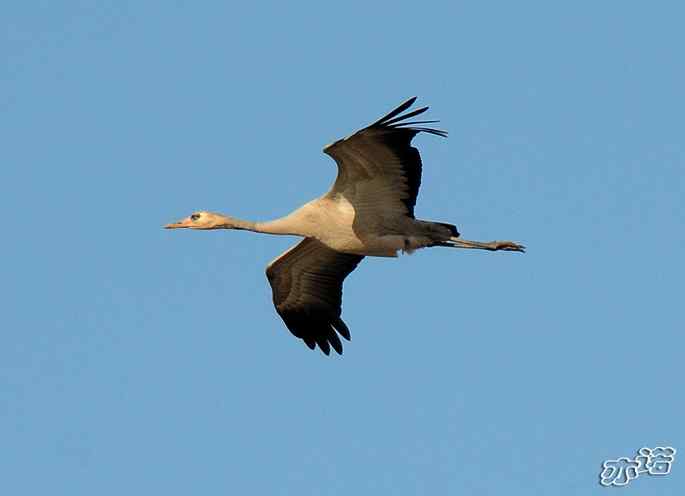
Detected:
left=266, top=238, right=364, bottom=355
left=323, top=97, right=447, bottom=219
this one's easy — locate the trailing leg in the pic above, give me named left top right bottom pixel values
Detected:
left=442, top=237, right=525, bottom=252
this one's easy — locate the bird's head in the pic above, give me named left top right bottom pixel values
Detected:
left=164, top=211, right=233, bottom=230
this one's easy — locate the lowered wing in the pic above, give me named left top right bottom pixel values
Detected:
left=266, top=238, right=364, bottom=355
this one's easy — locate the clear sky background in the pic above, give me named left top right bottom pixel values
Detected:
left=2, top=2, right=683, bottom=495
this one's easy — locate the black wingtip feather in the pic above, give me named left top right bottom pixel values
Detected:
left=392, top=120, right=440, bottom=126
left=328, top=330, right=343, bottom=355
left=369, top=98, right=447, bottom=139
left=370, top=97, right=417, bottom=126
left=333, top=318, right=351, bottom=341
left=411, top=127, right=448, bottom=138
left=318, top=339, right=331, bottom=355
left=383, top=106, right=429, bottom=126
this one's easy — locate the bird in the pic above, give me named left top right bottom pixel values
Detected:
left=165, top=97, right=524, bottom=355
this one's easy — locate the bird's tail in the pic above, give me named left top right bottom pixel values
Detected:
left=412, top=220, right=460, bottom=249
left=430, top=221, right=459, bottom=238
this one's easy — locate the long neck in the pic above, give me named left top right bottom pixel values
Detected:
left=218, top=214, right=303, bottom=236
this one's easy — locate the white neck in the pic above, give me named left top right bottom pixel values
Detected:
left=254, top=217, right=302, bottom=236
left=217, top=214, right=304, bottom=236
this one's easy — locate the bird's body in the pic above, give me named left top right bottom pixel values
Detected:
left=166, top=97, right=524, bottom=355
left=258, top=198, right=454, bottom=257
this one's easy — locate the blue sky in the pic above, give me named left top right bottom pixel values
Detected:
left=2, top=2, right=684, bottom=494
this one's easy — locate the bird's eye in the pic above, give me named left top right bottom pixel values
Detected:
left=190, top=213, right=201, bottom=221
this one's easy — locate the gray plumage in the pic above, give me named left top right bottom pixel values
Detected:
left=165, top=97, right=525, bottom=355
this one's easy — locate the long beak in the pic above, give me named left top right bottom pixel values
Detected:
left=164, top=217, right=192, bottom=229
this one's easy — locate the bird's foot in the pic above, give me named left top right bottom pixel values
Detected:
left=490, top=241, right=526, bottom=252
